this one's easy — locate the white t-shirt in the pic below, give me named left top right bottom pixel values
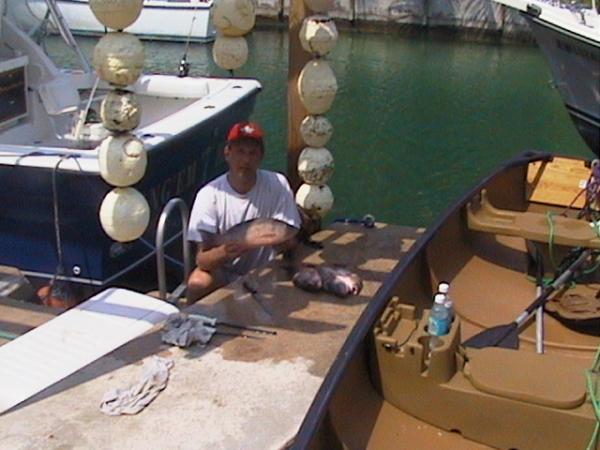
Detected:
left=188, top=169, right=301, bottom=280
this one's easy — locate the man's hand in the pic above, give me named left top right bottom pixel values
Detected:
left=223, top=242, right=247, bottom=260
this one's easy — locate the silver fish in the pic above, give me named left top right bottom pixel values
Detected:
left=292, top=266, right=323, bottom=292
left=216, top=218, right=298, bottom=249
left=318, top=266, right=363, bottom=298
left=293, top=265, right=363, bottom=298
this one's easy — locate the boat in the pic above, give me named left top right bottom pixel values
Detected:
left=291, top=150, right=600, bottom=449
left=8, top=0, right=216, bottom=43
left=495, top=0, right=600, bottom=156
left=0, top=1, right=260, bottom=292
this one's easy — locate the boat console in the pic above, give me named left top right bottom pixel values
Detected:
left=373, top=300, right=595, bottom=450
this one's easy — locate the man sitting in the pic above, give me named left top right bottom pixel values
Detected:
left=187, top=121, right=301, bottom=302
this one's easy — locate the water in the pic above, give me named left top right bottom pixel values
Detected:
left=46, top=29, right=591, bottom=227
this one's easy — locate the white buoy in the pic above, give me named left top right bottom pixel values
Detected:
left=213, top=0, right=256, bottom=37
left=99, top=187, right=150, bottom=242
left=298, top=147, right=334, bottom=185
left=298, top=59, right=338, bottom=115
left=295, top=183, right=334, bottom=218
left=300, top=115, right=333, bottom=147
left=89, top=0, right=143, bottom=31
left=98, top=134, right=147, bottom=187
left=93, top=32, right=145, bottom=86
left=299, top=16, right=338, bottom=57
left=212, top=36, right=249, bottom=71
left=100, top=89, right=141, bottom=132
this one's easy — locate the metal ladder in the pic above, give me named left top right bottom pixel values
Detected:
left=155, top=198, right=192, bottom=303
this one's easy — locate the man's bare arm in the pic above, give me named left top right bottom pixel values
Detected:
left=195, top=232, right=246, bottom=271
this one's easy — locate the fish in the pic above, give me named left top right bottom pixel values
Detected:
left=293, top=265, right=363, bottom=298
left=292, top=266, right=323, bottom=292
left=215, top=218, right=298, bottom=249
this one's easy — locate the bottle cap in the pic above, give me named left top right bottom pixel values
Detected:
left=438, top=282, right=450, bottom=294
left=434, top=293, right=446, bottom=304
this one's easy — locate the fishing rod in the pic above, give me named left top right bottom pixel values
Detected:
left=178, top=8, right=198, bottom=77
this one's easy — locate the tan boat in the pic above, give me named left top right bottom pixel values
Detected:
left=294, top=151, right=600, bottom=450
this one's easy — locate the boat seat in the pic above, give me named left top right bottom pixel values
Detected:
left=464, top=347, right=589, bottom=409
left=467, top=190, right=600, bottom=249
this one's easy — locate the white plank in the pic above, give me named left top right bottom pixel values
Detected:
left=0, top=288, right=178, bottom=413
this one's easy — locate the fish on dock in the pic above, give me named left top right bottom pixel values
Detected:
left=293, top=265, right=363, bottom=298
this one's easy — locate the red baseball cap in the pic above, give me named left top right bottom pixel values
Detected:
left=227, top=121, right=264, bottom=145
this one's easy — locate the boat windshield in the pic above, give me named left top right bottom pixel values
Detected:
left=4, top=0, right=90, bottom=72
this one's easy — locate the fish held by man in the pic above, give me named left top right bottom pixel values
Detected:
left=214, top=218, right=299, bottom=250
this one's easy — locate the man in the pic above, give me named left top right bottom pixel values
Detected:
left=187, top=121, right=301, bottom=302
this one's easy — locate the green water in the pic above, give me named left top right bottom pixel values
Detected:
left=48, top=29, right=591, bottom=227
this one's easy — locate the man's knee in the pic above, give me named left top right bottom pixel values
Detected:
left=188, top=269, right=214, bottom=290
left=187, top=268, right=220, bottom=302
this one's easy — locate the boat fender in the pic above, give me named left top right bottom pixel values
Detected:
left=212, top=36, right=248, bottom=71
left=213, top=0, right=256, bottom=37
left=300, top=115, right=333, bottom=147
left=93, top=32, right=145, bottom=87
left=99, top=188, right=150, bottom=242
left=89, top=0, right=143, bottom=31
left=298, top=59, right=337, bottom=115
left=298, top=147, right=334, bottom=185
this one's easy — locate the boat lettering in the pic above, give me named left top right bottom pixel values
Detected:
left=149, top=161, right=198, bottom=210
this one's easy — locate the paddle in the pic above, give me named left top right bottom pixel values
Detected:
left=463, top=248, right=592, bottom=350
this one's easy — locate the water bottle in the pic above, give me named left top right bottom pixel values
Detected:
left=437, top=281, right=454, bottom=324
left=429, top=293, right=450, bottom=337
left=427, top=293, right=450, bottom=359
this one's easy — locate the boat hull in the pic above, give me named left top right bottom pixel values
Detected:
left=0, top=91, right=257, bottom=288
left=526, top=15, right=600, bottom=155
left=23, top=0, right=216, bottom=43
left=295, top=151, right=600, bottom=450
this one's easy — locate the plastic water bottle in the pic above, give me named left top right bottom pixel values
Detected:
left=427, top=293, right=450, bottom=359
left=429, top=293, right=450, bottom=337
left=437, top=281, right=454, bottom=324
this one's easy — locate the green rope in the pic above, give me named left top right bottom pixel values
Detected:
left=546, top=212, right=559, bottom=270
left=586, top=345, right=600, bottom=450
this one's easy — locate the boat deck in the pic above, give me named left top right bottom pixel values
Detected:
left=0, top=222, right=423, bottom=449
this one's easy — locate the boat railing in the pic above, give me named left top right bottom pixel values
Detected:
left=156, top=197, right=192, bottom=303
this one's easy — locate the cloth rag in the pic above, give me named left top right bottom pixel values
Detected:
left=100, top=356, right=174, bottom=416
left=161, top=313, right=216, bottom=347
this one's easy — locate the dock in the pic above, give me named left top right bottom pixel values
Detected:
left=0, top=223, right=422, bottom=449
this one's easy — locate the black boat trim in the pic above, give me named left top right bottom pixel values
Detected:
left=291, top=150, right=555, bottom=449
left=565, top=103, right=600, bottom=128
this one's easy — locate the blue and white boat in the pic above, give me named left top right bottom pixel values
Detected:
left=10, top=0, right=216, bottom=43
left=496, top=0, right=600, bottom=155
left=0, top=1, right=261, bottom=290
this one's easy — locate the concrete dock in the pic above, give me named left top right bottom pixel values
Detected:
left=0, top=223, right=423, bottom=450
